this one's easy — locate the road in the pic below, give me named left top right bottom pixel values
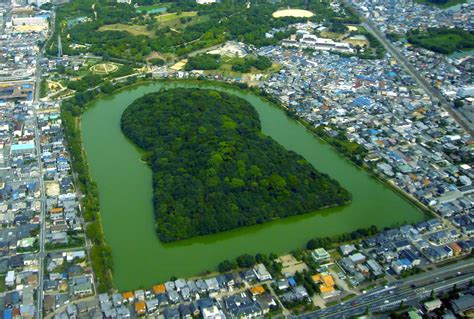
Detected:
left=342, top=0, right=473, bottom=136
left=184, top=43, right=224, bottom=58
left=33, top=8, right=56, bottom=319
left=32, top=110, right=47, bottom=319
left=360, top=21, right=473, bottom=136
left=293, top=258, right=474, bottom=318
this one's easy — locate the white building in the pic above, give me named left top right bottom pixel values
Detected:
left=12, top=16, right=47, bottom=26
left=196, top=0, right=217, bottom=4
left=458, top=85, right=474, bottom=98
left=311, top=248, right=330, bottom=262
left=5, top=271, right=15, bottom=287
left=253, top=263, right=272, bottom=281
left=348, top=252, right=366, bottom=264
left=283, top=34, right=354, bottom=54
left=202, top=306, right=226, bottom=319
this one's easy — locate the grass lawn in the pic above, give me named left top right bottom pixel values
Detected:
left=341, top=293, right=357, bottom=302
left=415, top=0, right=466, bottom=8
left=0, top=276, right=5, bottom=293
left=155, top=11, right=198, bottom=28
left=320, top=31, right=346, bottom=40
left=329, top=250, right=342, bottom=260
left=90, top=63, right=119, bottom=75
left=203, top=56, right=281, bottom=77
left=98, top=23, right=155, bottom=37
left=418, top=33, right=463, bottom=51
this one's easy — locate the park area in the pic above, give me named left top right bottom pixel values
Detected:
left=407, top=28, right=474, bottom=54
left=98, top=23, right=155, bottom=37
left=90, top=63, right=119, bottom=75
left=155, top=11, right=199, bottom=28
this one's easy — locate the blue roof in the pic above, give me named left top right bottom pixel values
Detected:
left=11, top=143, right=34, bottom=151
left=4, top=309, right=12, bottom=319
left=288, top=277, right=296, bottom=286
left=400, top=249, right=417, bottom=262
left=356, top=75, right=377, bottom=82
left=369, top=129, right=380, bottom=135
left=387, top=71, right=397, bottom=77
left=388, top=151, right=402, bottom=161
left=399, top=258, right=411, bottom=266
left=352, top=96, right=373, bottom=108
left=11, top=291, right=20, bottom=303
left=334, top=89, right=352, bottom=95
left=27, top=182, right=37, bottom=189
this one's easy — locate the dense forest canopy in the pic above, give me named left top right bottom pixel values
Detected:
left=231, top=55, right=273, bottom=72
left=50, top=0, right=360, bottom=61
left=407, top=28, right=474, bottom=54
left=184, top=54, right=273, bottom=72
left=184, top=54, right=221, bottom=71
left=121, top=89, right=351, bottom=242
left=415, top=0, right=466, bottom=7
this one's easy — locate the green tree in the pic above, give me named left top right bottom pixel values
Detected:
left=218, top=260, right=237, bottom=273
left=236, top=254, right=256, bottom=268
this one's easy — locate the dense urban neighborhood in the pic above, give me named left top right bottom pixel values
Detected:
left=0, top=0, right=472, bottom=317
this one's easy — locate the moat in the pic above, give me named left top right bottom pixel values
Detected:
left=81, top=81, right=424, bottom=291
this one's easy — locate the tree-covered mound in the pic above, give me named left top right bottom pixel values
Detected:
left=407, top=28, right=474, bottom=54
left=121, top=88, right=351, bottom=242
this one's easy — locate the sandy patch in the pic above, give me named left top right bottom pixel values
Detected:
left=276, top=254, right=309, bottom=275
left=272, top=9, right=314, bottom=18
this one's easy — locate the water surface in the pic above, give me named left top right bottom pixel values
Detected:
left=81, top=82, right=424, bottom=291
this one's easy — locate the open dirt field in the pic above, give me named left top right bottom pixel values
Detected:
left=272, top=9, right=314, bottom=18
left=276, top=254, right=309, bottom=275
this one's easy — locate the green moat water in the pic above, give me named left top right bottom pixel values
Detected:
left=81, top=81, right=424, bottom=291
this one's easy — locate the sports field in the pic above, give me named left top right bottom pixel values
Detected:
left=272, top=9, right=314, bottom=18
left=90, top=63, right=119, bottom=75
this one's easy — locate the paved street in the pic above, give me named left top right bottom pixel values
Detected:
left=343, top=0, right=473, bottom=135
left=294, top=258, right=474, bottom=318
left=360, top=21, right=474, bottom=136
left=33, top=10, right=56, bottom=318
